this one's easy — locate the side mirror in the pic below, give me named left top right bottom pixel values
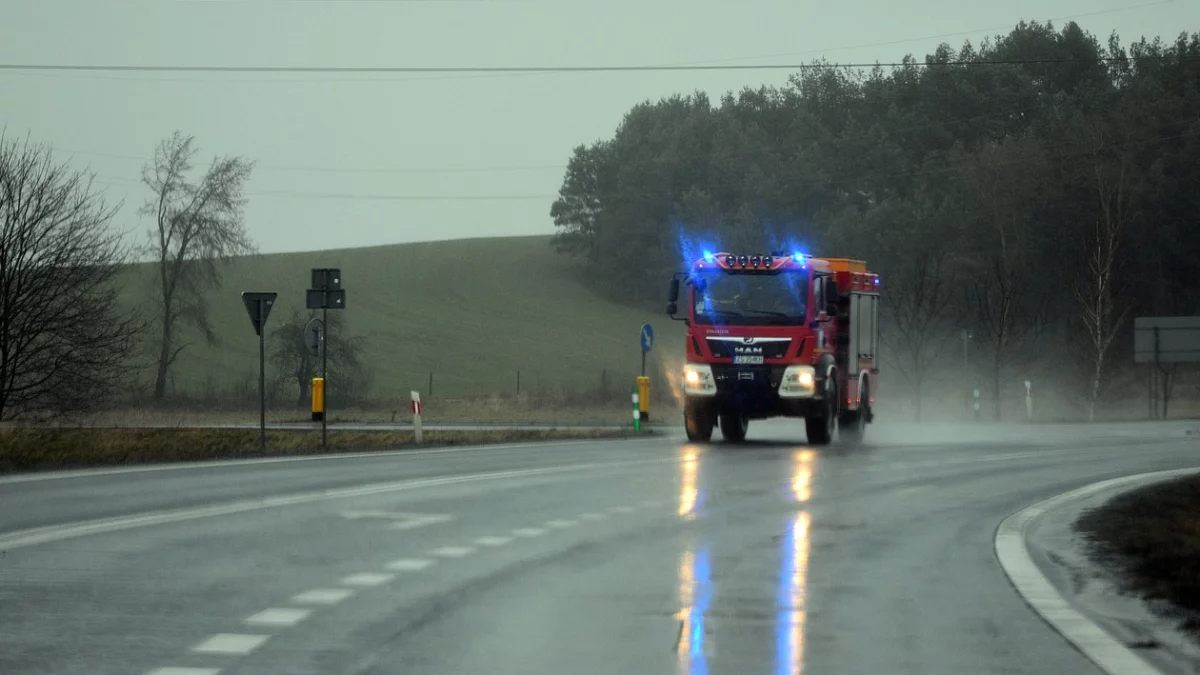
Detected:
left=666, top=301, right=678, bottom=316
left=668, top=278, right=680, bottom=303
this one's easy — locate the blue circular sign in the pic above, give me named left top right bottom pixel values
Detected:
left=640, top=323, right=654, bottom=353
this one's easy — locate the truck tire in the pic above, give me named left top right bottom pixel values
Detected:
left=719, top=412, right=749, bottom=442
left=684, top=400, right=714, bottom=442
left=840, top=380, right=870, bottom=446
left=805, top=376, right=837, bottom=446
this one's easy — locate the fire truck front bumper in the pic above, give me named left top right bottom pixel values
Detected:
left=682, top=363, right=822, bottom=418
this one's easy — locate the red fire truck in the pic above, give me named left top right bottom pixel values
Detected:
left=666, top=251, right=881, bottom=444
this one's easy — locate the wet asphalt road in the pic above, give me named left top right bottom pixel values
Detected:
left=1, top=420, right=1196, bottom=675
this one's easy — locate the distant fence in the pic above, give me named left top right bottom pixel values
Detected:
left=123, top=366, right=680, bottom=412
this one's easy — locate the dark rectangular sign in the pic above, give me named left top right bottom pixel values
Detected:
left=1134, top=316, right=1200, bottom=364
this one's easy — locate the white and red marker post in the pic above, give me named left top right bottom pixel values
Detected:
left=411, top=390, right=423, bottom=444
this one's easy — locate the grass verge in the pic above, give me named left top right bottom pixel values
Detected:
left=77, top=400, right=685, bottom=428
left=0, top=427, right=647, bottom=474
left=1076, top=473, right=1200, bottom=636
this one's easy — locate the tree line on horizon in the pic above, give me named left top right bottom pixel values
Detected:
left=550, top=21, right=1200, bottom=421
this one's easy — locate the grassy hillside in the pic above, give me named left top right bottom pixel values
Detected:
left=121, top=235, right=686, bottom=405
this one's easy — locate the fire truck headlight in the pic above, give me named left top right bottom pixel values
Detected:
left=683, top=364, right=717, bottom=397
left=779, top=365, right=817, bottom=398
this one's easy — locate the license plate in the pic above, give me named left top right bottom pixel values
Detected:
left=734, top=355, right=764, bottom=365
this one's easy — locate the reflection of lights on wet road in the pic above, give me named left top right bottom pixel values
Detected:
left=792, top=450, right=814, bottom=503
left=675, top=545, right=712, bottom=675
left=778, top=451, right=814, bottom=674
left=679, top=447, right=703, bottom=519
left=776, top=511, right=810, bottom=675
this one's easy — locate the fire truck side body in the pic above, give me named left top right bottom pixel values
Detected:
left=667, top=252, right=881, bottom=444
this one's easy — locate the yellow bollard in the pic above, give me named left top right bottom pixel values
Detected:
left=312, top=377, right=325, bottom=422
left=637, top=376, right=650, bottom=422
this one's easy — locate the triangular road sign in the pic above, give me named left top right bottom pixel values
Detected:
left=241, top=292, right=278, bottom=336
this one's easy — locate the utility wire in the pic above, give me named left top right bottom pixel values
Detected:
left=1, top=56, right=1193, bottom=75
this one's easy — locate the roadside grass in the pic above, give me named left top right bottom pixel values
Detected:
left=1076, top=473, right=1200, bottom=636
left=115, top=234, right=684, bottom=402
left=78, top=397, right=684, bottom=428
left=0, top=427, right=647, bottom=474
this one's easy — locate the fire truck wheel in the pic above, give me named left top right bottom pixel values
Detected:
left=805, top=377, right=837, bottom=446
left=684, top=402, right=714, bottom=442
left=719, top=412, right=749, bottom=442
left=840, top=381, right=870, bottom=446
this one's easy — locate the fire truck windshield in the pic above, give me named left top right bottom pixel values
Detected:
left=693, top=271, right=809, bottom=326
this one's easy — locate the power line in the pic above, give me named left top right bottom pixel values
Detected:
left=93, top=175, right=555, bottom=201
left=59, top=147, right=565, bottom=174
left=0, top=56, right=1187, bottom=75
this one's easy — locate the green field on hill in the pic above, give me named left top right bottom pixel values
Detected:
left=119, top=235, right=686, bottom=406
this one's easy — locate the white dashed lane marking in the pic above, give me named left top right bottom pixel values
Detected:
left=611, top=506, right=637, bottom=514
left=340, top=573, right=396, bottom=587
left=579, top=512, right=607, bottom=521
left=430, top=546, right=475, bottom=558
left=385, top=558, right=435, bottom=571
left=545, top=519, right=577, bottom=528
left=243, top=608, right=312, bottom=627
left=192, top=633, right=270, bottom=655
left=512, top=527, right=545, bottom=537
left=475, top=536, right=513, bottom=546
left=147, top=669, right=221, bottom=675
left=292, top=588, right=355, bottom=605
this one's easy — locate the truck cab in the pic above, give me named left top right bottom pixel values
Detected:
left=667, top=252, right=881, bottom=445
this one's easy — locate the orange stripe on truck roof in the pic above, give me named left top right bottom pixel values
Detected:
left=818, top=258, right=868, bottom=273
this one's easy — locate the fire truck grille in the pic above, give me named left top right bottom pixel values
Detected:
left=706, top=338, right=792, bottom=359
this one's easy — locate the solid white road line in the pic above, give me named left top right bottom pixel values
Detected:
left=385, top=558, right=435, bottom=571
left=430, top=546, right=475, bottom=558
left=191, top=634, right=270, bottom=655
left=292, top=588, right=355, bottom=605
left=0, top=459, right=669, bottom=552
left=475, top=536, right=513, bottom=546
left=340, top=573, right=396, bottom=587
left=995, top=467, right=1200, bottom=675
left=243, top=608, right=312, bottom=627
left=512, top=527, right=546, bottom=537
left=147, top=669, right=221, bottom=675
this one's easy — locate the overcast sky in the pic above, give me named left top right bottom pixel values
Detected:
left=2, top=0, right=1194, bottom=253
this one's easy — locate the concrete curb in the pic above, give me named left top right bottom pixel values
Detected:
left=995, top=468, right=1200, bottom=675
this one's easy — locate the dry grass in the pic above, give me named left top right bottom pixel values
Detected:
left=0, top=427, right=644, bottom=474
left=1076, top=473, right=1200, bottom=635
left=72, top=397, right=684, bottom=428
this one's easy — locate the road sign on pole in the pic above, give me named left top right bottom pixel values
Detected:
left=1134, top=316, right=1200, bottom=419
left=640, top=323, right=654, bottom=353
left=304, top=318, right=324, bottom=359
left=640, top=322, right=654, bottom=377
left=308, top=269, right=347, bottom=449
left=241, top=292, right=277, bottom=337
left=241, top=292, right=277, bottom=452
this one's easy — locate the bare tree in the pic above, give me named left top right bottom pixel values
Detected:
left=961, top=137, right=1049, bottom=421
left=269, top=310, right=371, bottom=409
left=883, top=249, right=959, bottom=421
left=141, top=132, right=255, bottom=401
left=0, top=134, right=141, bottom=421
left=1074, top=148, right=1136, bottom=421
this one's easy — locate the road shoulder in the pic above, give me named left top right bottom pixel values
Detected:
left=996, top=469, right=1200, bottom=675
